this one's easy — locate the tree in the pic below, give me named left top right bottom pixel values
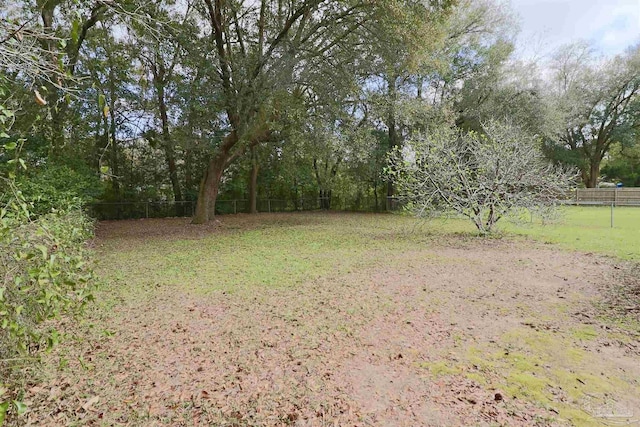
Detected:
left=81, top=24, right=134, bottom=197
left=601, top=141, right=640, bottom=187
left=286, top=83, right=370, bottom=210
left=422, top=0, right=529, bottom=140
left=388, top=121, right=575, bottom=233
left=190, top=0, right=455, bottom=223
left=131, top=3, right=197, bottom=211
left=370, top=0, right=513, bottom=204
left=35, top=0, right=111, bottom=152
left=549, top=43, right=640, bottom=187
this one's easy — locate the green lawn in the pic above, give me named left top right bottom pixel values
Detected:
left=96, top=207, right=639, bottom=300
left=502, top=206, right=640, bottom=260
left=96, top=214, right=439, bottom=294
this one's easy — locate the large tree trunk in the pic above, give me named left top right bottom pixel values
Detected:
left=585, top=159, right=601, bottom=188
left=192, top=133, right=238, bottom=223
left=248, top=146, right=259, bottom=214
left=192, top=157, right=224, bottom=224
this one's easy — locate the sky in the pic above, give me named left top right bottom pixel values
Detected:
left=510, top=0, right=640, bottom=58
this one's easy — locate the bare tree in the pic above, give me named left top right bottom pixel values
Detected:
left=550, top=43, right=640, bottom=187
left=388, top=121, right=576, bottom=233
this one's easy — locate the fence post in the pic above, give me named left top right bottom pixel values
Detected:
left=268, top=199, right=271, bottom=213
left=614, top=188, right=618, bottom=207
left=575, top=188, right=579, bottom=206
left=233, top=200, right=237, bottom=214
left=611, top=203, right=614, bottom=228
left=146, top=202, right=149, bottom=218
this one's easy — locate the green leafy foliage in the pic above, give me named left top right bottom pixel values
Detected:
left=0, top=401, right=8, bottom=425
left=16, top=162, right=103, bottom=216
left=601, top=142, right=640, bottom=187
left=0, top=181, right=95, bottom=421
left=0, top=38, right=95, bottom=424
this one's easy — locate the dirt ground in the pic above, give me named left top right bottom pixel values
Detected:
left=17, top=214, right=640, bottom=426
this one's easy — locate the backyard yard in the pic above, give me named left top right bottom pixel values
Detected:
left=18, top=209, right=640, bottom=426
left=4, top=0, right=640, bottom=424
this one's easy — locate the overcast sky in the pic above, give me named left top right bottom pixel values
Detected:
left=510, top=0, right=640, bottom=58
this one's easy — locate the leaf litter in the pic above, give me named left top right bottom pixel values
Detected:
left=14, top=213, right=640, bottom=426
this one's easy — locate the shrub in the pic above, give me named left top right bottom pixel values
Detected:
left=16, top=162, right=102, bottom=216
left=388, top=121, right=576, bottom=233
left=0, top=181, right=95, bottom=422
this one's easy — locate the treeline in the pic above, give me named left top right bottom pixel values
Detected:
left=1, top=0, right=639, bottom=222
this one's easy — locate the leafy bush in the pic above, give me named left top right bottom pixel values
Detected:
left=0, top=182, right=95, bottom=422
left=16, top=162, right=102, bottom=216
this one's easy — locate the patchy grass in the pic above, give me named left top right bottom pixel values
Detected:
left=442, top=326, right=638, bottom=426
left=391, top=206, right=640, bottom=260
left=95, top=214, right=433, bottom=296
left=15, top=213, right=640, bottom=427
left=571, top=326, right=599, bottom=341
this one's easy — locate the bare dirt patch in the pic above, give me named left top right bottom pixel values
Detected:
left=18, top=214, right=640, bottom=426
left=93, top=212, right=362, bottom=241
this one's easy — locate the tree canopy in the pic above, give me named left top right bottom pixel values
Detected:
left=1, top=0, right=639, bottom=221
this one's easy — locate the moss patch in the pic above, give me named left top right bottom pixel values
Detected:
left=571, top=326, right=599, bottom=341
left=421, top=325, right=639, bottom=427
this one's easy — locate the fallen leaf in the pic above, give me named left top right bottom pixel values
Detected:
left=82, top=396, right=100, bottom=411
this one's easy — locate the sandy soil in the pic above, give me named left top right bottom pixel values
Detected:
left=17, top=215, right=640, bottom=426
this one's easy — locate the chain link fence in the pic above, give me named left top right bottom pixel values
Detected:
left=86, top=190, right=640, bottom=221
left=87, top=197, right=399, bottom=220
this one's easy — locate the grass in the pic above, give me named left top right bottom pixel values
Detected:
left=96, top=214, right=432, bottom=296
left=447, top=327, right=637, bottom=426
left=96, top=206, right=640, bottom=300
left=45, top=210, right=639, bottom=427
left=502, top=206, right=640, bottom=260
left=401, top=206, right=640, bottom=260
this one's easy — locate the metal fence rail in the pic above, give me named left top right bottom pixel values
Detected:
left=86, top=201, right=196, bottom=220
